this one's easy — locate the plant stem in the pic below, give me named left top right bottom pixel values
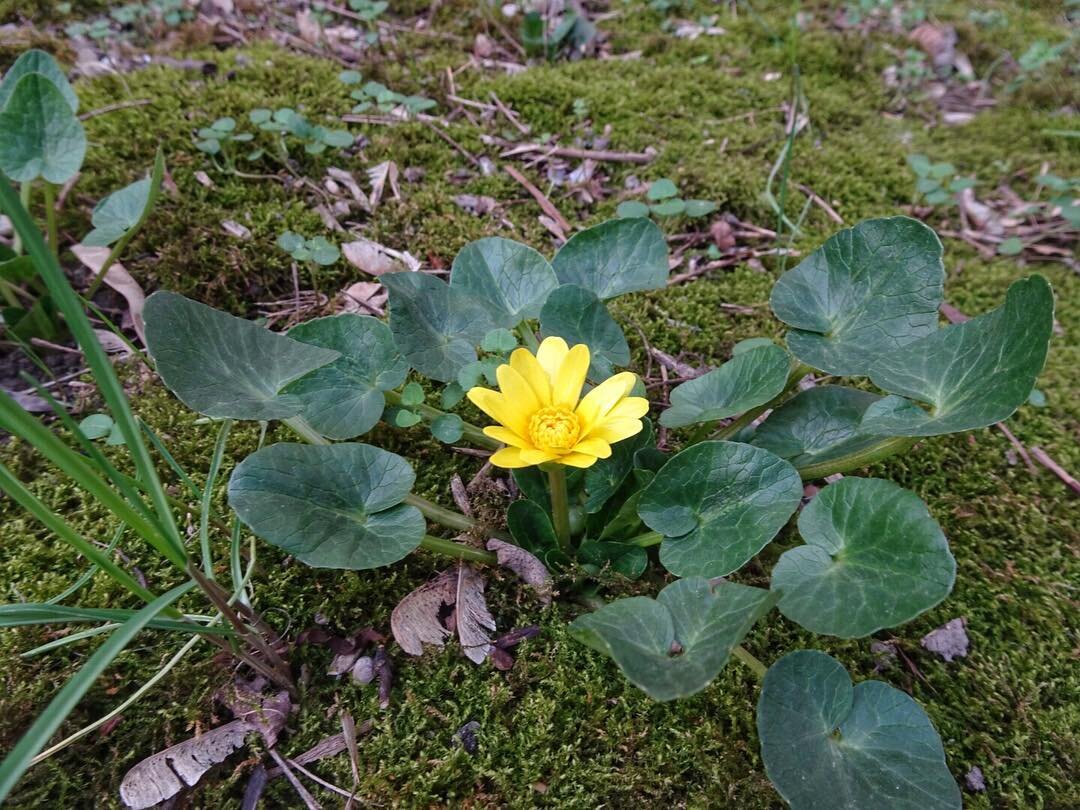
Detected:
left=794, top=436, right=917, bottom=480
left=12, top=182, right=31, bottom=255
left=516, top=321, right=540, bottom=352
left=625, top=530, right=663, bottom=548
left=420, top=534, right=498, bottom=564
left=383, top=389, right=497, bottom=449
left=732, top=645, right=767, bottom=679
left=283, top=414, right=329, bottom=444
left=42, top=183, right=58, bottom=262
left=547, top=464, right=572, bottom=551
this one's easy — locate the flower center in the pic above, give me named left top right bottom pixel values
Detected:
left=528, top=406, right=581, bottom=452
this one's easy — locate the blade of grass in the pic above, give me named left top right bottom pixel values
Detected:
left=0, top=580, right=196, bottom=802
left=0, top=603, right=232, bottom=635
left=45, top=525, right=125, bottom=605
left=140, top=419, right=203, bottom=500
left=200, top=420, right=233, bottom=582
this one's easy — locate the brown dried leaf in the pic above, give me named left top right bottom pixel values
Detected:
left=119, top=691, right=289, bottom=809
left=341, top=238, right=405, bottom=277
left=909, top=23, right=956, bottom=70
left=367, top=161, right=400, bottom=209
left=339, top=281, right=387, bottom=316
left=295, top=9, right=321, bottom=44
left=455, top=564, right=495, bottom=663
left=222, top=220, right=251, bottom=240
left=71, top=245, right=146, bottom=345
left=390, top=565, right=493, bottom=664
left=486, top=539, right=552, bottom=605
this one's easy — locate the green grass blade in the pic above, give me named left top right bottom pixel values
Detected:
left=0, top=175, right=186, bottom=563
left=0, top=603, right=232, bottom=636
left=200, top=420, right=233, bottom=581
left=20, top=623, right=120, bottom=658
left=45, top=525, right=125, bottom=605
left=0, top=580, right=196, bottom=802
left=140, top=419, right=203, bottom=500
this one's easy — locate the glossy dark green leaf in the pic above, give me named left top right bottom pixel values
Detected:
left=570, top=577, right=778, bottom=700
left=449, top=237, right=558, bottom=327
left=772, top=477, right=955, bottom=638
left=82, top=177, right=152, bottom=247
left=758, top=650, right=961, bottom=810
left=382, top=271, right=495, bottom=383
left=862, top=276, right=1054, bottom=436
left=0, top=74, right=86, bottom=183
left=430, top=413, right=464, bottom=443
left=283, top=314, right=408, bottom=439
left=552, top=218, right=668, bottom=300
left=750, top=385, right=883, bottom=468
left=539, top=284, right=630, bottom=379
left=639, top=441, right=802, bottom=577
left=144, top=292, right=340, bottom=420
left=0, top=49, right=78, bottom=112
left=660, top=344, right=791, bottom=429
left=577, top=540, right=647, bottom=579
left=228, top=443, right=424, bottom=570
left=770, top=217, right=945, bottom=376
left=507, top=498, right=571, bottom=569
left=584, top=420, right=654, bottom=513
left=598, top=487, right=649, bottom=541
left=0, top=255, right=35, bottom=283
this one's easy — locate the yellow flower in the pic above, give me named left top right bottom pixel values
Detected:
left=467, top=336, right=650, bottom=469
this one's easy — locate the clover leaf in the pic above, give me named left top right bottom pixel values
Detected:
left=228, top=443, right=425, bottom=570
left=570, top=577, right=778, bottom=700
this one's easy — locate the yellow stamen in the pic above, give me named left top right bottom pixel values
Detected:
left=528, top=405, right=581, bottom=452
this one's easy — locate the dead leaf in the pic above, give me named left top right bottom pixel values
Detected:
left=194, top=170, right=215, bottom=189
left=222, top=220, right=251, bottom=240
left=351, top=656, right=375, bottom=684
left=341, top=238, right=405, bottom=277
left=119, top=691, right=290, bottom=809
left=910, top=23, right=957, bottom=71
left=3, top=387, right=51, bottom=413
left=295, top=9, right=321, bottom=44
left=486, top=539, right=552, bottom=604
left=454, top=194, right=499, bottom=216
left=326, top=167, right=370, bottom=209
left=473, top=33, right=494, bottom=58
left=339, top=281, right=387, bottom=316
left=367, top=161, right=400, bottom=209
left=920, top=617, right=969, bottom=662
left=391, top=565, right=494, bottom=664
left=94, top=328, right=131, bottom=355
left=71, top=245, right=146, bottom=345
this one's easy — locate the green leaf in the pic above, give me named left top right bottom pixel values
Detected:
left=861, top=276, right=1054, bottom=436
left=660, top=344, right=791, bottom=429
left=570, top=577, right=778, bottom=700
left=143, top=291, right=340, bottom=420
left=77, top=413, right=113, bottom=440
left=283, top=314, right=408, bottom=440
left=650, top=198, right=686, bottom=217
left=539, top=284, right=630, bottom=379
left=277, top=230, right=304, bottom=253
left=507, top=498, right=571, bottom=569
left=639, top=441, right=802, bottom=577
left=598, top=486, right=650, bottom=541
left=430, top=413, right=464, bottom=443
left=0, top=49, right=79, bottom=113
left=577, top=540, right=647, bottom=579
left=1027, top=387, right=1047, bottom=407
left=757, top=650, right=961, bottom=810
left=391, top=408, right=421, bottom=428
left=906, top=153, right=931, bottom=176
left=400, top=381, right=424, bottom=407
left=82, top=177, right=152, bottom=247
left=998, top=236, right=1023, bottom=255
left=228, top=443, right=425, bottom=570
left=249, top=108, right=272, bottom=124
left=772, top=477, right=955, bottom=638
left=338, top=69, right=362, bottom=84
left=770, top=217, right=945, bottom=376
left=382, top=271, right=495, bottom=383
left=732, top=336, right=776, bottom=355
left=646, top=178, right=678, bottom=200
left=307, top=237, right=340, bottom=265
left=0, top=74, right=86, bottom=183
left=584, top=420, right=654, bottom=513
left=441, top=382, right=465, bottom=409
left=750, top=385, right=883, bottom=468
left=450, top=237, right=558, bottom=328
left=481, top=327, right=518, bottom=354
left=0, top=255, right=35, bottom=283
left=552, top=217, right=668, bottom=300
left=683, top=199, right=718, bottom=218
left=616, top=200, right=650, bottom=218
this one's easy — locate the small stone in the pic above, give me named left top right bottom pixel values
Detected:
left=965, top=766, right=986, bottom=792
left=921, top=617, right=969, bottom=662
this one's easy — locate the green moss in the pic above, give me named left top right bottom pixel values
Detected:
left=2, top=2, right=1079, bottom=807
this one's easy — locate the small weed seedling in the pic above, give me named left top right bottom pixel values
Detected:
left=250, top=108, right=354, bottom=156
left=1036, top=173, right=1080, bottom=228
left=521, top=8, right=597, bottom=60
left=339, top=71, right=437, bottom=117
left=277, top=230, right=340, bottom=292
left=907, top=154, right=975, bottom=206
left=617, top=177, right=717, bottom=220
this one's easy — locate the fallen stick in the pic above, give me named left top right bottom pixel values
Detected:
left=503, top=165, right=573, bottom=234
left=499, top=142, right=655, bottom=164
left=1030, top=447, right=1080, bottom=495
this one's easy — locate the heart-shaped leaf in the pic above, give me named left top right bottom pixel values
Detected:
left=144, top=292, right=340, bottom=420
left=584, top=420, right=654, bottom=513
left=770, top=217, right=945, bottom=376
left=0, top=49, right=78, bottom=113
left=750, top=385, right=883, bottom=469
left=228, top=443, right=425, bottom=570
left=82, top=177, right=153, bottom=247
left=772, top=477, right=955, bottom=638
left=660, top=344, right=791, bottom=429
left=506, top=499, right=571, bottom=569
left=382, top=271, right=494, bottom=383
left=570, top=577, right=778, bottom=700
left=284, top=314, right=409, bottom=439
left=539, top=284, right=630, bottom=379
left=449, top=237, right=558, bottom=328
left=0, top=74, right=86, bottom=183
left=861, top=276, right=1053, bottom=436
left=639, top=441, right=802, bottom=577
left=757, top=650, right=961, bottom=810
left=577, top=539, right=648, bottom=579
left=552, top=218, right=668, bottom=300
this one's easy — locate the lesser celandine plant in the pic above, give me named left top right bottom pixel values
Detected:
left=1, top=190, right=1054, bottom=804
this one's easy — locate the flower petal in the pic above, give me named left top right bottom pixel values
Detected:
left=577, top=372, right=636, bottom=434
left=536, top=336, right=569, bottom=384
left=483, top=425, right=531, bottom=449
left=552, top=344, right=590, bottom=409
left=467, top=387, right=528, bottom=437
left=510, top=347, right=551, bottom=406
left=519, top=447, right=560, bottom=465
left=554, top=452, right=600, bottom=468
left=589, top=417, right=645, bottom=445
left=572, top=437, right=612, bottom=459
left=606, top=396, right=650, bottom=421
left=490, top=447, right=532, bottom=468
left=496, top=363, right=541, bottom=416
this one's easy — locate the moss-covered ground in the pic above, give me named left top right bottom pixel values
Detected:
left=1, top=0, right=1078, bottom=807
